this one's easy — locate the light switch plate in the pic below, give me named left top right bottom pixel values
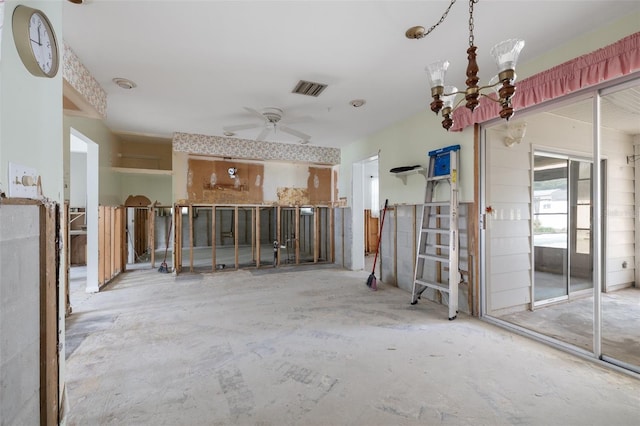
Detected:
left=8, top=162, right=39, bottom=198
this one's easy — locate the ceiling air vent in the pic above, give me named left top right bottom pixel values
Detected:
left=292, top=80, right=327, bottom=97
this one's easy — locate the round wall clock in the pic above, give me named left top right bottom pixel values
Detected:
left=12, top=5, right=59, bottom=78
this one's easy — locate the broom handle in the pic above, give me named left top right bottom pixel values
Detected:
left=371, top=199, right=389, bottom=272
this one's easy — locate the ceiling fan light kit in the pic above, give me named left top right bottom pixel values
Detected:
left=407, top=0, right=525, bottom=131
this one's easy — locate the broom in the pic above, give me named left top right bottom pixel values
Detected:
left=366, top=199, right=388, bottom=291
left=158, top=214, right=173, bottom=273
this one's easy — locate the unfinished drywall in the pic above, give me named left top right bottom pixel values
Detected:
left=307, top=167, right=332, bottom=204
left=0, top=204, right=41, bottom=425
left=181, top=156, right=334, bottom=206
left=187, top=158, right=264, bottom=204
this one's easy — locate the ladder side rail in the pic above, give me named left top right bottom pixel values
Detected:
left=411, top=156, right=435, bottom=304
left=448, top=149, right=459, bottom=319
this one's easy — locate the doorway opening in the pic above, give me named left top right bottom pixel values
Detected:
left=68, top=129, right=99, bottom=304
left=532, top=152, right=600, bottom=305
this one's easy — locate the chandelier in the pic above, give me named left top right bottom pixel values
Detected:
left=406, top=0, right=525, bottom=131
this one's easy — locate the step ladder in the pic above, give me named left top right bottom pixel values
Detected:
left=411, top=145, right=460, bottom=320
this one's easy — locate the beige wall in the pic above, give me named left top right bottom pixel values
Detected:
left=115, top=139, right=172, bottom=171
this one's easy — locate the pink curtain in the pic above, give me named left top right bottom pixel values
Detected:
left=450, top=32, right=640, bottom=131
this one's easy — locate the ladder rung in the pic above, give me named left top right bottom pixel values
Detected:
left=424, top=202, right=449, bottom=207
left=418, top=253, right=450, bottom=263
left=425, top=243, right=449, bottom=250
left=427, top=175, right=450, bottom=182
left=414, top=279, right=450, bottom=293
left=421, top=227, right=449, bottom=234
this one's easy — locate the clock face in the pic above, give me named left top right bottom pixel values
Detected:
left=28, top=12, right=55, bottom=75
left=12, top=5, right=59, bottom=78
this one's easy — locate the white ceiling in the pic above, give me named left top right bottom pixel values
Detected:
left=62, top=1, right=640, bottom=148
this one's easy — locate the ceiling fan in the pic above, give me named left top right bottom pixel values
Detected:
left=223, top=107, right=312, bottom=143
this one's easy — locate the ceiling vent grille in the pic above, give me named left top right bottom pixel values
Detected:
left=292, top=80, right=327, bottom=97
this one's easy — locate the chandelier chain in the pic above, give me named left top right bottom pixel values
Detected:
left=420, top=0, right=457, bottom=39
left=469, top=0, right=479, bottom=47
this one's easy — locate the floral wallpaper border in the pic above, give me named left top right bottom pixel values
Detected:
left=173, top=132, right=341, bottom=165
left=62, top=42, right=107, bottom=118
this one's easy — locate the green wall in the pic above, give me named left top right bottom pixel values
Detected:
left=64, top=115, right=122, bottom=205
left=1, top=1, right=63, bottom=201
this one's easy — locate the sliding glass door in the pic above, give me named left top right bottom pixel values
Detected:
left=484, top=76, right=640, bottom=373
left=533, top=153, right=595, bottom=305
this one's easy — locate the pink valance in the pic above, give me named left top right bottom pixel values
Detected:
left=450, top=32, right=640, bottom=131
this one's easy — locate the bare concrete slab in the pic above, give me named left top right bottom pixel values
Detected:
left=65, top=267, right=640, bottom=425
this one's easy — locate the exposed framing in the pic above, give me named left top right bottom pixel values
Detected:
left=171, top=203, right=334, bottom=274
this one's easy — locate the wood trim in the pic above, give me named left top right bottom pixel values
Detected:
left=329, top=207, right=335, bottom=263
left=98, top=206, right=105, bottom=285
left=295, top=206, right=300, bottom=264
left=255, top=207, right=261, bottom=268
left=212, top=206, right=217, bottom=271
left=174, top=205, right=181, bottom=273
left=189, top=205, right=194, bottom=272
left=276, top=206, right=281, bottom=266
left=314, top=207, right=319, bottom=263
left=341, top=208, right=345, bottom=267
left=1, top=197, right=41, bottom=205
left=63, top=202, right=71, bottom=317
left=234, top=206, right=239, bottom=269
left=105, top=208, right=112, bottom=281
left=40, top=203, right=59, bottom=426
left=110, top=208, right=116, bottom=279
left=412, top=205, right=417, bottom=279
left=149, top=207, right=155, bottom=268
left=393, top=206, right=398, bottom=287
left=115, top=208, right=123, bottom=273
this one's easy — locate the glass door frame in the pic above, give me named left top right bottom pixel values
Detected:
left=531, top=150, right=600, bottom=308
left=479, top=72, right=640, bottom=374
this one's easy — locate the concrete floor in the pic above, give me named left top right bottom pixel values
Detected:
left=498, top=287, right=640, bottom=368
left=64, top=266, right=640, bottom=425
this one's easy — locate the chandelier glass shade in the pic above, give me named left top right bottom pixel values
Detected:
left=408, top=0, right=525, bottom=131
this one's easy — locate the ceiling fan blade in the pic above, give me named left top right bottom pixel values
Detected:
left=243, top=107, right=266, bottom=121
left=280, top=125, right=311, bottom=142
left=256, top=126, right=271, bottom=141
left=223, top=123, right=263, bottom=132
left=281, top=115, right=312, bottom=125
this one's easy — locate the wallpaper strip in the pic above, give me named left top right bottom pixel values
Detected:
left=173, top=132, right=341, bottom=165
left=62, top=42, right=107, bottom=119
